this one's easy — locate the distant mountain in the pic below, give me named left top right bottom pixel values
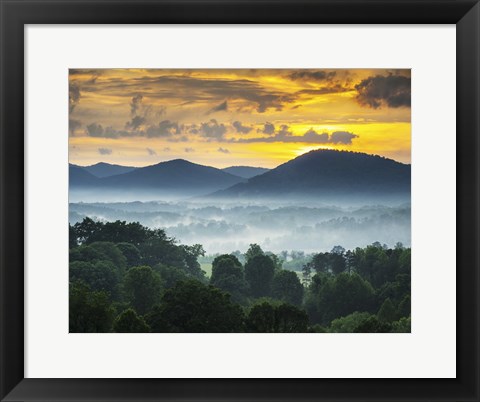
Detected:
left=69, top=164, right=99, bottom=186
left=222, top=166, right=270, bottom=179
left=83, top=162, right=137, bottom=178
left=211, top=150, right=411, bottom=202
left=70, top=159, right=245, bottom=197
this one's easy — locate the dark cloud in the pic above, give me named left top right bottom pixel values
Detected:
left=288, top=70, right=337, bottom=81
left=86, top=123, right=130, bottom=138
left=146, top=120, right=180, bottom=138
left=98, top=147, right=112, bottom=155
left=355, top=74, right=411, bottom=109
left=232, top=121, right=252, bottom=134
left=125, top=115, right=146, bottom=131
left=69, top=119, right=82, bottom=136
left=88, top=75, right=296, bottom=113
left=329, top=131, right=359, bottom=144
left=146, top=147, right=157, bottom=156
left=86, top=123, right=105, bottom=137
left=237, top=127, right=359, bottom=144
left=199, top=119, right=227, bottom=140
left=261, top=122, right=275, bottom=135
left=130, top=94, right=143, bottom=116
left=69, top=83, right=81, bottom=113
left=207, top=100, right=228, bottom=114
left=218, top=147, right=230, bottom=154
left=184, top=147, right=195, bottom=153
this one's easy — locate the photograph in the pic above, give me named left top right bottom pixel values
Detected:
left=68, top=68, right=411, bottom=333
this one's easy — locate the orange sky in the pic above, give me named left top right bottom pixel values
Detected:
left=69, top=69, right=411, bottom=168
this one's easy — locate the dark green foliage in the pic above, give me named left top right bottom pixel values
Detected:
left=245, top=243, right=264, bottom=262
left=69, top=218, right=410, bottom=333
left=391, top=316, right=411, bottom=333
left=69, top=260, right=119, bottom=298
left=146, top=280, right=245, bottom=332
left=329, top=312, right=374, bottom=333
left=353, top=316, right=392, bottom=333
left=271, top=270, right=304, bottom=306
left=247, top=301, right=308, bottom=333
left=309, top=272, right=375, bottom=325
left=116, top=242, right=141, bottom=267
left=113, top=308, right=150, bottom=333
left=69, top=281, right=115, bottom=332
left=154, top=264, right=188, bottom=289
left=247, top=302, right=277, bottom=332
left=124, top=266, right=162, bottom=315
left=210, top=254, right=248, bottom=303
left=245, top=255, right=275, bottom=298
left=377, top=298, right=397, bottom=323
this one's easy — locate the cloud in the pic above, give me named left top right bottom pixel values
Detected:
left=237, top=127, right=359, bottom=144
left=207, top=100, right=228, bottom=114
left=146, top=147, right=157, bottom=156
left=69, top=83, right=81, bottom=113
left=355, top=74, right=411, bottom=108
left=130, top=94, right=143, bottom=116
left=146, top=120, right=180, bottom=137
left=69, top=119, right=82, bottom=136
left=125, top=115, right=146, bottom=131
left=288, top=70, right=336, bottom=81
left=184, top=147, right=195, bottom=153
left=199, top=119, right=227, bottom=140
left=217, top=147, right=230, bottom=154
left=86, top=122, right=105, bottom=137
left=261, top=122, right=275, bottom=135
left=232, top=121, right=252, bottom=134
left=98, top=147, right=112, bottom=155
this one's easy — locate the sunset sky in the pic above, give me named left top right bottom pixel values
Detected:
left=69, top=69, right=411, bottom=168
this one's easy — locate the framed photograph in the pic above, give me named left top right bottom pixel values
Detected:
left=1, top=0, right=479, bottom=401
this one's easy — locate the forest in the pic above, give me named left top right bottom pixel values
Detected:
left=69, top=217, right=411, bottom=333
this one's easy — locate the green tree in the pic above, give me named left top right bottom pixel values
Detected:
left=245, top=243, right=264, bottom=262
left=69, top=260, right=119, bottom=299
left=353, top=316, right=392, bottom=333
left=391, top=316, right=411, bottom=333
left=246, top=302, right=277, bottom=332
left=329, top=312, right=374, bottom=333
left=69, top=281, right=115, bottom=332
left=113, top=308, right=150, bottom=333
left=146, top=280, right=245, bottom=332
left=123, top=266, right=162, bottom=315
left=245, top=254, right=275, bottom=298
left=116, top=242, right=141, bottom=267
left=275, top=303, right=309, bottom=332
left=210, top=254, right=248, bottom=303
left=271, top=270, right=304, bottom=306
left=154, top=264, right=187, bottom=289
left=377, top=298, right=397, bottom=323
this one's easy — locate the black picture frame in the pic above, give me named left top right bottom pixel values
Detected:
left=1, top=1, right=479, bottom=401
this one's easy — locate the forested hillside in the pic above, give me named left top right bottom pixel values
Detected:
left=69, top=218, right=410, bottom=333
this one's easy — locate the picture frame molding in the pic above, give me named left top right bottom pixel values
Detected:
left=1, top=1, right=479, bottom=401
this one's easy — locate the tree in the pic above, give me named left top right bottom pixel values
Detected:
left=123, top=266, right=162, bottom=315
left=116, top=242, right=141, bottom=267
left=245, top=254, right=275, bottom=298
left=146, top=280, right=245, bottom=332
left=69, top=260, right=119, bottom=299
left=113, top=308, right=150, bottom=333
left=246, top=302, right=277, bottom=332
left=275, top=303, right=309, bottom=332
left=353, top=316, right=392, bottom=333
left=377, top=298, right=397, bottom=323
left=246, top=301, right=309, bottom=333
left=271, top=270, right=304, bottom=306
left=210, top=254, right=248, bottom=303
left=154, top=264, right=187, bottom=289
left=181, top=244, right=206, bottom=279
left=245, top=243, right=264, bottom=262
left=69, top=281, right=115, bottom=332
left=69, top=224, right=78, bottom=249
left=329, top=312, right=374, bottom=333
left=391, top=316, right=411, bottom=333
